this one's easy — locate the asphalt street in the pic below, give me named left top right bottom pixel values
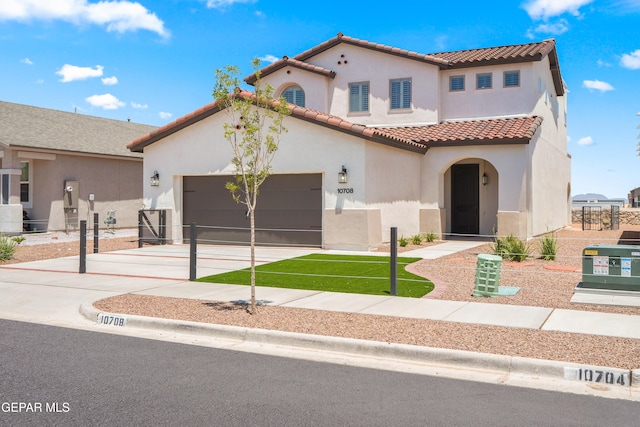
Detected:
left=1, top=319, right=639, bottom=426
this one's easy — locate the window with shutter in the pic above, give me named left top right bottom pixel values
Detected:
left=390, top=79, right=411, bottom=109
left=349, top=82, right=369, bottom=112
left=282, top=86, right=305, bottom=107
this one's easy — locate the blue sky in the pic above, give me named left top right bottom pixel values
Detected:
left=1, top=0, right=639, bottom=199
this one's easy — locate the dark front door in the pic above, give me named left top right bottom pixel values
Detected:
left=451, top=164, right=479, bottom=236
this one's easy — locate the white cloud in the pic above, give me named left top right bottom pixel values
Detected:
left=159, top=111, right=172, bottom=120
left=531, top=19, right=569, bottom=35
left=610, top=0, right=640, bottom=13
left=0, top=0, right=169, bottom=38
left=523, top=0, right=594, bottom=20
left=582, top=79, right=615, bottom=92
left=206, top=0, right=256, bottom=9
left=259, top=54, right=279, bottom=63
left=621, top=49, right=640, bottom=70
left=597, top=59, right=612, bottom=67
left=20, top=57, right=33, bottom=65
left=101, top=76, right=118, bottom=85
left=577, top=136, right=594, bottom=146
left=131, top=102, right=148, bottom=109
left=56, top=64, right=103, bottom=82
left=85, top=93, right=125, bottom=110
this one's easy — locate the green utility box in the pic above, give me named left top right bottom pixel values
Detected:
left=473, top=254, right=502, bottom=297
left=581, top=245, right=640, bottom=291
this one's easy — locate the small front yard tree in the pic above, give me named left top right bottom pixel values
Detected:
left=213, top=59, right=290, bottom=314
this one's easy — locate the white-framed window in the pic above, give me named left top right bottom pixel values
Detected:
left=20, top=161, right=31, bottom=207
left=476, top=73, right=492, bottom=90
left=282, top=85, right=305, bottom=107
left=449, top=75, right=465, bottom=92
left=389, top=78, right=411, bottom=109
left=0, top=173, right=9, bottom=205
left=349, top=82, right=369, bottom=112
left=504, top=70, right=520, bottom=88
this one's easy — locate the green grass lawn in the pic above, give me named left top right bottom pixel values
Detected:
left=196, top=253, right=434, bottom=298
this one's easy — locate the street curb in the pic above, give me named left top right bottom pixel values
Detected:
left=80, top=302, right=638, bottom=389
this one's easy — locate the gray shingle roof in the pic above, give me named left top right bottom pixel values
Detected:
left=0, top=101, right=157, bottom=158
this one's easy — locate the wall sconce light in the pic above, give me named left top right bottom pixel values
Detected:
left=150, top=170, right=160, bottom=187
left=338, top=165, right=348, bottom=184
left=482, top=173, right=488, bottom=185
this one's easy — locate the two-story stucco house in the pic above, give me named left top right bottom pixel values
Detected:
left=128, top=33, right=571, bottom=250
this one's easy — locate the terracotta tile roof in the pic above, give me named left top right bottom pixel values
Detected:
left=429, top=38, right=564, bottom=95
left=374, top=116, right=543, bottom=147
left=294, top=33, right=450, bottom=66
left=245, top=57, right=336, bottom=85
left=128, top=91, right=542, bottom=154
left=428, top=39, right=557, bottom=66
left=247, top=33, right=564, bottom=96
left=127, top=100, right=224, bottom=152
left=127, top=91, right=426, bottom=154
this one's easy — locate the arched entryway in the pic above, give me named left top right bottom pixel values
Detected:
left=445, top=159, right=498, bottom=238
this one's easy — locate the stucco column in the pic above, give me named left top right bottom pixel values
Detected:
left=0, top=150, right=24, bottom=233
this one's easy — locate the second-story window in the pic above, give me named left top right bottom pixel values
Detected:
left=282, top=85, right=305, bottom=107
left=476, top=73, right=492, bottom=90
left=504, top=71, right=520, bottom=88
left=450, top=75, right=465, bottom=92
left=349, top=82, right=369, bottom=112
left=390, top=79, right=411, bottom=110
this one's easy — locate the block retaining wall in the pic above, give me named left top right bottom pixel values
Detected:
left=571, top=208, right=640, bottom=226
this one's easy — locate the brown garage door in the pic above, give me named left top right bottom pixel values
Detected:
left=183, top=174, right=322, bottom=246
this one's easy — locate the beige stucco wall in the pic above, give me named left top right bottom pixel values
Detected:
left=24, top=153, right=142, bottom=232
left=421, top=144, right=529, bottom=237
left=439, top=62, right=538, bottom=121
left=323, top=209, right=382, bottom=250
left=363, top=141, right=422, bottom=240
left=262, top=44, right=440, bottom=127
left=0, top=204, right=22, bottom=234
left=267, top=69, right=332, bottom=114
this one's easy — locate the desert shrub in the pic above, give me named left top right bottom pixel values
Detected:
left=424, top=232, right=437, bottom=242
left=398, top=236, right=409, bottom=247
left=491, top=234, right=530, bottom=262
left=0, top=234, right=21, bottom=261
left=411, top=234, right=423, bottom=245
left=540, top=233, right=557, bottom=261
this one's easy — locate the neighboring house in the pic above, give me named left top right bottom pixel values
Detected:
left=629, top=187, right=640, bottom=208
left=128, top=33, right=571, bottom=250
left=0, top=101, right=156, bottom=234
left=571, top=194, right=625, bottom=209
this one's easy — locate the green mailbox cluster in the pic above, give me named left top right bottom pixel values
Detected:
left=581, top=245, right=640, bottom=291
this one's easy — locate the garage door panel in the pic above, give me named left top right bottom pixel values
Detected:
left=184, top=174, right=322, bottom=246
